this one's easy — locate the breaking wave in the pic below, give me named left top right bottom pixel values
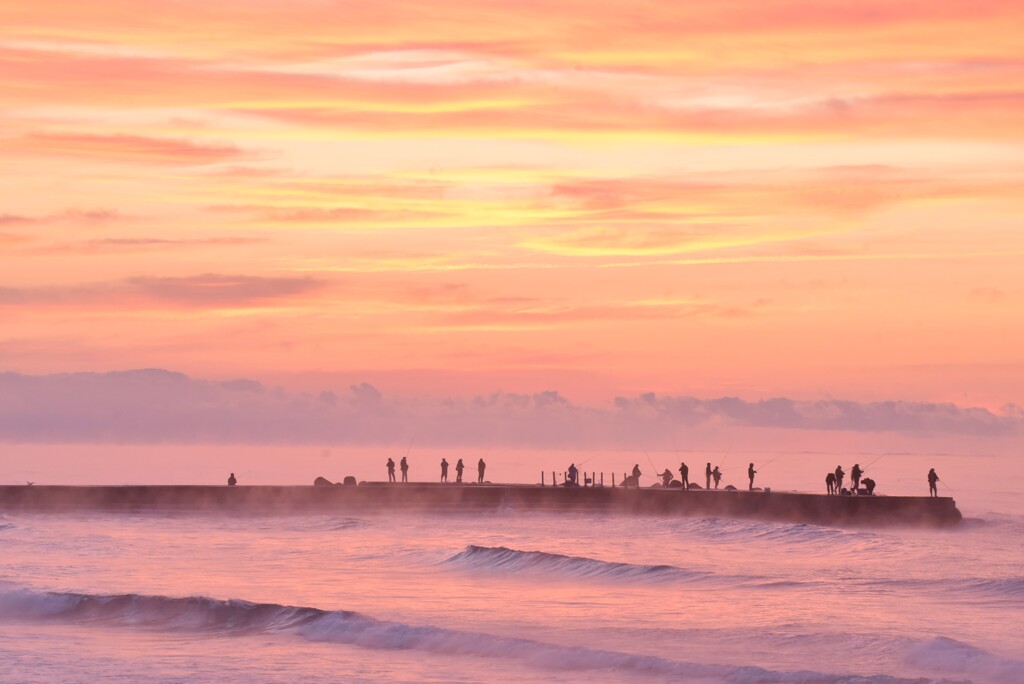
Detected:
left=444, top=545, right=715, bottom=582
left=0, top=585, right=935, bottom=684
left=905, top=636, right=1024, bottom=682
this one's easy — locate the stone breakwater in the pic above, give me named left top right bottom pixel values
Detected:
left=0, top=484, right=962, bottom=527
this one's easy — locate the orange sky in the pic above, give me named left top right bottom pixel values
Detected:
left=2, top=0, right=1023, bottom=412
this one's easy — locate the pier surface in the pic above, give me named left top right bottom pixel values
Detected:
left=0, top=484, right=962, bottom=527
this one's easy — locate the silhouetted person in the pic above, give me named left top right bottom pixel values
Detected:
left=400, top=456, right=409, bottom=483
left=705, top=463, right=712, bottom=489
left=712, top=466, right=722, bottom=489
left=227, top=473, right=237, bottom=486
left=862, top=477, right=876, bottom=495
left=478, top=458, right=486, bottom=483
left=851, top=464, right=863, bottom=493
left=679, top=462, right=689, bottom=489
left=631, top=464, right=642, bottom=487
left=455, top=458, right=465, bottom=483
left=386, top=458, right=396, bottom=483
left=825, top=472, right=836, bottom=495
left=567, top=463, right=578, bottom=485
left=747, top=463, right=756, bottom=490
left=928, top=468, right=939, bottom=497
left=661, top=469, right=673, bottom=487
left=440, top=458, right=449, bottom=483
left=834, top=465, right=845, bottom=493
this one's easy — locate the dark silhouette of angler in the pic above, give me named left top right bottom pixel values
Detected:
left=631, top=464, right=642, bottom=487
left=400, top=456, right=409, bottom=483
left=851, top=464, right=863, bottom=493
left=862, top=477, right=876, bottom=495
left=678, top=462, right=689, bottom=490
left=440, top=458, right=449, bottom=483
left=705, top=463, right=712, bottom=489
left=834, top=465, right=845, bottom=493
left=825, top=472, right=836, bottom=495
left=227, top=473, right=237, bottom=486
left=712, top=466, right=722, bottom=489
left=747, top=463, right=756, bottom=491
left=567, top=463, right=579, bottom=485
left=386, top=458, right=396, bottom=483
left=478, top=458, right=486, bottom=483
left=455, top=458, right=465, bottom=483
left=928, top=468, right=939, bottom=497
left=661, top=469, right=673, bottom=487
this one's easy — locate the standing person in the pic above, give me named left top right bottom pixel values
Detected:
left=679, top=462, right=689, bottom=490
left=705, top=463, right=712, bottom=489
left=928, top=468, right=939, bottom=497
left=826, top=472, right=836, bottom=495
left=227, top=473, right=237, bottom=486
left=834, top=465, right=845, bottom=493
left=400, top=456, right=409, bottom=483
left=386, top=458, right=396, bottom=483
left=851, top=464, right=863, bottom=493
left=440, top=458, right=449, bottom=483
left=455, top=458, right=465, bottom=483
left=567, top=463, right=578, bottom=485
left=712, top=466, right=722, bottom=489
left=478, top=458, right=486, bottom=483
left=631, top=464, right=642, bottom=487
left=748, top=463, right=757, bottom=490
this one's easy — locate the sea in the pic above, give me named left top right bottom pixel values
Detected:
left=1, top=446, right=1022, bottom=683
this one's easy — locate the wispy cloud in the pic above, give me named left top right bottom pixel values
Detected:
left=0, top=274, right=324, bottom=310
left=12, top=132, right=251, bottom=165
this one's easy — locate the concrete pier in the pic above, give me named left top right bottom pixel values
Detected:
left=0, top=484, right=962, bottom=527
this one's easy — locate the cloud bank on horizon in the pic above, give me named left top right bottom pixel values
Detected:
left=1, top=370, right=1019, bottom=446
left=1, top=1, right=1022, bottom=410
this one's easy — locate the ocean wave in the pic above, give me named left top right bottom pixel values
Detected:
left=0, top=585, right=934, bottom=684
left=444, top=545, right=714, bottom=582
left=905, top=636, right=1024, bottom=682
left=866, top=577, right=1024, bottom=603
left=670, top=518, right=892, bottom=548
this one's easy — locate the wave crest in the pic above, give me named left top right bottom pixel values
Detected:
left=0, top=585, right=930, bottom=683
left=444, top=545, right=711, bottom=582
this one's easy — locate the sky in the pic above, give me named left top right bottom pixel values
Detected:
left=1, top=1, right=1023, bottom=450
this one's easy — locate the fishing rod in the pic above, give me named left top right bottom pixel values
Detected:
left=645, top=451, right=659, bottom=479
left=862, top=453, right=886, bottom=470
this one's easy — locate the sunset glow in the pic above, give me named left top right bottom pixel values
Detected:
left=2, top=0, right=1022, bottom=416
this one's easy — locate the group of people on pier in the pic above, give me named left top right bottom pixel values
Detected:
left=371, top=456, right=944, bottom=497
left=825, top=463, right=877, bottom=496
left=386, top=457, right=487, bottom=484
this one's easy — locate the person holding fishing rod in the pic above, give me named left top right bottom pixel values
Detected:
left=748, top=463, right=757, bottom=490
left=851, top=464, right=864, bottom=493
left=678, top=461, right=689, bottom=490
left=928, top=468, right=940, bottom=497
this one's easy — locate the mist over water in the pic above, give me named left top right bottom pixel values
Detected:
left=1, top=447, right=1022, bottom=682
